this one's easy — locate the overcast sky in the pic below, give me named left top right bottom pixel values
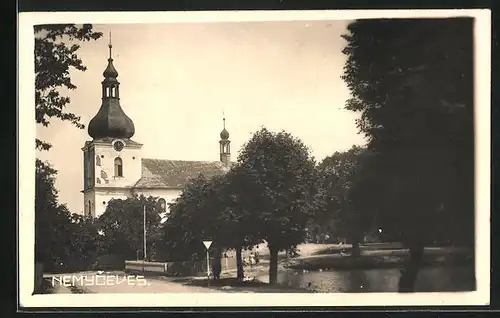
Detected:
left=36, top=21, right=367, bottom=214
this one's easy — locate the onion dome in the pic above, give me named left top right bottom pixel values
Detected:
left=87, top=33, right=135, bottom=140
left=88, top=100, right=135, bottom=139
left=103, top=58, right=118, bottom=78
left=220, top=117, right=229, bottom=139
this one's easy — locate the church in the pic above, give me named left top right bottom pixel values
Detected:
left=81, top=40, right=232, bottom=219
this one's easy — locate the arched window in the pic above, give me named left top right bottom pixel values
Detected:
left=114, top=157, right=123, bottom=177
left=96, top=155, right=101, bottom=166
left=158, top=198, right=167, bottom=213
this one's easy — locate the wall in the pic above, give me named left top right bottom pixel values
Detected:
left=93, top=141, right=143, bottom=188
left=132, top=188, right=182, bottom=212
left=125, top=260, right=205, bottom=277
left=86, top=182, right=183, bottom=218
left=83, top=138, right=143, bottom=217
left=94, top=187, right=133, bottom=218
left=83, top=190, right=96, bottom=217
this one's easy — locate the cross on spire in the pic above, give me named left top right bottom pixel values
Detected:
left=108, top=31, right=113, bottom=60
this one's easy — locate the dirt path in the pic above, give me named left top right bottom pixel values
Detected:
left=50, top=284, right=73, bottom=294
left=45, top=271, right=310, bottom=294
left=66, top=273, right=223, bottom=293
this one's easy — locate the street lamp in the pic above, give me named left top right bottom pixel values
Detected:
left=143, top=205, right=147, bottom=261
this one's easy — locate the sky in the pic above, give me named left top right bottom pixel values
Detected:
left=36, top=21, right=367, bottom=214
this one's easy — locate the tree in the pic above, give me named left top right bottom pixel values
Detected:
left=236, top=128, right=318, bottom=284
left=65, top=213, right=99, bottom=270
left=35, top=159, right=69, bottom=271
left=35, top=24, right=102, bottom=150
left=161, top=175, right=219, bottom=264
left=216, top=167, right=263, bottom=280
left=35, top=159, right=96, bottom=272
left=162, top=173, right=261, bottom=280
left=96, top=195, right=163, bottom=261
left=341, top=18, right=474, bottom=291
left=34, top=24, right=102, bottom=291
left=316, top=145, right=366, bottom=254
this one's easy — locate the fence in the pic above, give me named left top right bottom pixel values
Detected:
left=124, top=260, right=206, bottom=277
left=125, top=260, right=168, bottom=274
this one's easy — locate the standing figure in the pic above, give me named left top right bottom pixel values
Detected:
left=249, top=252, right=256, bottom=268
left=212, top=252, right=222, bottom=280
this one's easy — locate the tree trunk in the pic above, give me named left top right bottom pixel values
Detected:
left=398, top=244, right=424, bottom=292
left=213, top=248, right=222, bottom=280
left=236, top=246, right=244, bottom=281
left=269, top=246, right=278, bottom=285
left=33, top=261, right=43, bottom=294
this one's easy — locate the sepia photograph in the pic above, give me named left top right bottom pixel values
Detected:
left=18, top=9, right=490, bottom=308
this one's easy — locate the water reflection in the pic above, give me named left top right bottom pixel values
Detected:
left=258, top=266, right=475, bottom=293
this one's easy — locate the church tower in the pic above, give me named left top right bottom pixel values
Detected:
left=219, top=117, right=231, bottom=168
left=81, top=33, right=143, bottom=218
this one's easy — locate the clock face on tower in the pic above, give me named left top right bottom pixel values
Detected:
left=113, top=140, right=124, bottom=152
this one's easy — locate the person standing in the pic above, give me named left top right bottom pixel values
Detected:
left=212, top=250, right=222, bottom=280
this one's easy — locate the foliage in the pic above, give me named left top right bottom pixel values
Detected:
left=161, top=172, right=261, bottom=264
left=35, top=159, right=98, bottom=272
left=161, top=175, right=215, bottom=262
left=236, top=128, right=318, bottom=283
left=96, top=195, right=163, bottom=261
left=341, top=18, right=474, bottom=247
left=34, top=24, right=102, bottom=277
left=341, top=18, right=474, bottom=291
left=35, top=24, right=102, bottom=150
left=312, top=145, right=365, bottom=243
left=236, top=128, right=318, bottom=250
left=217, top=166, right=263, bottom=250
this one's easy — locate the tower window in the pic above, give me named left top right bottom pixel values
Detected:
left=114, top=157, right=123, bottom=177
left=96, top=155, right=101, bottom=166
left=220, top=143, right=230, bottom=154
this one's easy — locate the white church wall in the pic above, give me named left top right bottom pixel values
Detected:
left=94, top=187, right=134, bottom=218
left=132, top=188, right=182, bottom=209
left=94, top=143, right=142, bottom=188
left=91, top=187, right=182, bottom=219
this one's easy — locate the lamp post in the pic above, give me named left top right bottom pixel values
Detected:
left=143, top=204, right=147, bottom=261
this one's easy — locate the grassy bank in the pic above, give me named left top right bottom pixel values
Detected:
left=285, top=247, right=473, bottom=271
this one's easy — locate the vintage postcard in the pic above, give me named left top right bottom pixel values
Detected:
left=18, top=9, right=491, bottom=309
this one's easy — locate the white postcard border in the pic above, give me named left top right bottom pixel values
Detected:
left=18, top=9, right=491, bottom=308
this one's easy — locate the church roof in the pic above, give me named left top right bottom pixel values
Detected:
left=133, top=158, right=230, bottom=189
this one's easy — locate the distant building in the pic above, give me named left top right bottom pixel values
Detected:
left=81, top=39, right=231, bottom=219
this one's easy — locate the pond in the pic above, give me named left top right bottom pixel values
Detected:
left=256, top=265, right=475, bottom=292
